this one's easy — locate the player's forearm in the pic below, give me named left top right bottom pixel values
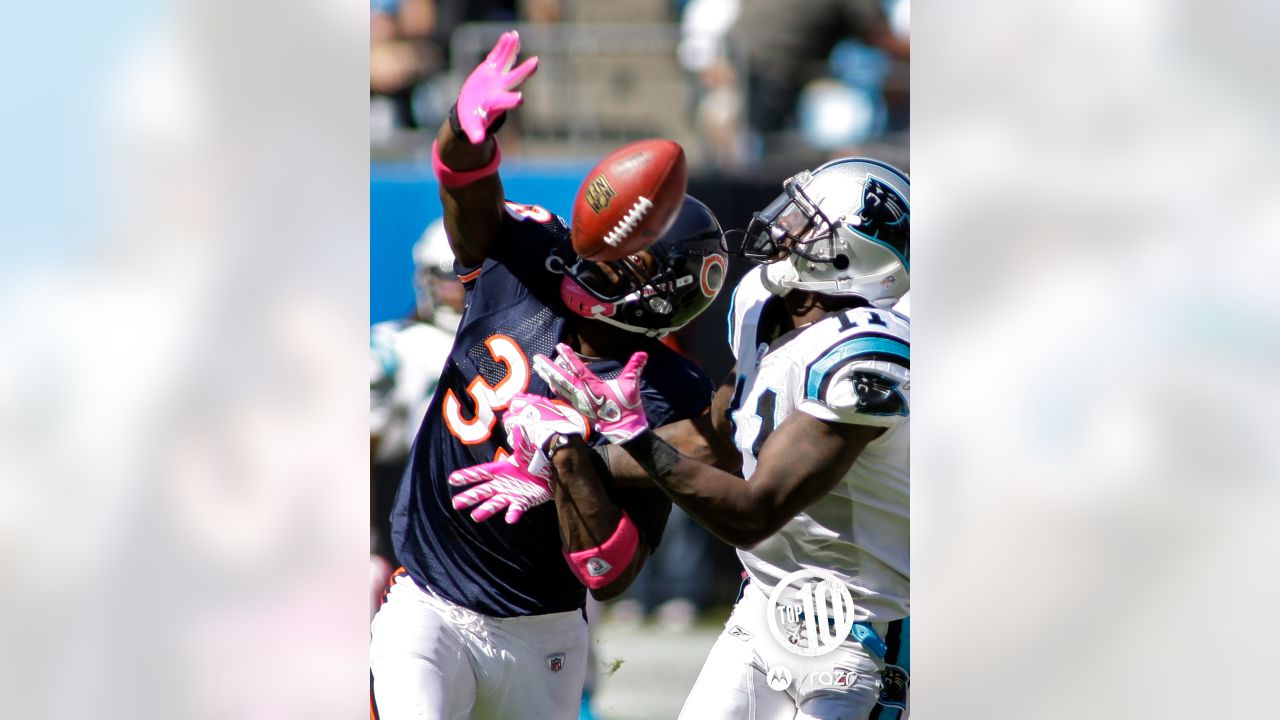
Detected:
left=550, top=435, right=647, bottom=599
left=436, top=120, right=504, bottom=267
left=620, top=430, right=776, bottom=549
left=600, top=416, right=740, bottom=488
left=550, top=435, right=623, bottom=549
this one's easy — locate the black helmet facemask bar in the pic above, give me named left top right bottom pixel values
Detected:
left=564, top=246, right=680, bottom=304
left=729, top=170, right=840, bottom=264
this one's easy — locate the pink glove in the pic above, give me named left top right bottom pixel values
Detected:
left=455, top=30, right=539, bottom=144
left=501, top=392, right=588, bottom=468
left=449, top=460, right=552, bottom=524
left=532, top=344, right=650, bottom=444
left=448, top=393, right=586, bottom=523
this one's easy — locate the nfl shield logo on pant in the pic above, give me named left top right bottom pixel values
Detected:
left=547, top=653, right=566, bottom=673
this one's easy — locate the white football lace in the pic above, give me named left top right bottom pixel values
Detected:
left=602, top=196, right=654, bottom=247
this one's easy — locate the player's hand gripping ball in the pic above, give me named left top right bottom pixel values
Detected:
left=571, top=139, right=687, bottom=261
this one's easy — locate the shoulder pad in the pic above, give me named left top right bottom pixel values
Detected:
left=728, top=267, right=769, bottom=359
left=799, top=309, right=910, bottom=424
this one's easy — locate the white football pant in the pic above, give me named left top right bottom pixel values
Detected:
left=370, top=573, right=588, bottom=720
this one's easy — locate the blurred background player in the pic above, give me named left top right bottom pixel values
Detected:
left=520, top=157, right=911, bottom=719
left=369, top=32, right=728, bottom=720
left=369, top=220, right=463, bottom=618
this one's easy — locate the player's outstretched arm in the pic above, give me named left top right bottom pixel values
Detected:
left=622, top=414, right=882, bottom=549
left=534, top=345, right=889, bottom=548
left=434, top=30, right=538, bottom=267
left=596, top=370, right=742, bottom=487
left=548, top=433, right=658, bottom=601
left=534, top=345, right=742, bottom=487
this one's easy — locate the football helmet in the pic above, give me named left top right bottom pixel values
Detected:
left=412, top=219, right=463, bottom=330
left=561, top=195, right=728, bottom=337
left=729, top=157, right=909, bottom=307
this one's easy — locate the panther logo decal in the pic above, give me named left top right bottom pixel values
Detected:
left=850, top=176, right=910, bottom=266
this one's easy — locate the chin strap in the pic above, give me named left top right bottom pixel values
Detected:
left=558, top=276, right=674, bottom=338
left=590, top=314, right=671, bottom=339
left=761, top=260, right=797, bottom=296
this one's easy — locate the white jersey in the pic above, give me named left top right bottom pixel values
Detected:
left=727, top=267, right=910, bottom=622
left=893, top=290, right=910, bottom=320
left=370, top=318, right=455, bottom=464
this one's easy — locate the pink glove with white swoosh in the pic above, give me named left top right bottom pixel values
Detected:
left=448, top=460, right=550, bottom=525
left=455, top=31, right=539, bottom=144
left=532, top=344, right=650, bottom=444
left=448, top=392, right=586, bottom=523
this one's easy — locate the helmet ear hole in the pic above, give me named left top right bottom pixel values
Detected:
left=832, top=254, right=851, bottom=270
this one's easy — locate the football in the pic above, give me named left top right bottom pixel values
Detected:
left=570, top=139, right=688, bottom=261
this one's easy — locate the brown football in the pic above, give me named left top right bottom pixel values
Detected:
left=570, top=139, right=688, bottom=261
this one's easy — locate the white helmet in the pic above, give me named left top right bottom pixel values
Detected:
left=733, top=157, right=909, bottom=307
left=411, top=219, right=461, bottom=328
left=413, top=219, right=455, bottom=276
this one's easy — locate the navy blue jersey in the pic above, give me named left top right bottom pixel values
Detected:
left=390, top=201, right=714, bottom=618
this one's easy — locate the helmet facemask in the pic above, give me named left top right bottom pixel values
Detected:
left=734, top=170, right=841, bottom=264
left=564, top=250, right=666, bottom=305
left=560, top=248, right=686, bottom=335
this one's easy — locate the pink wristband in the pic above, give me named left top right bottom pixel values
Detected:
left=564, top=511, right=640, bottom=589
left=432, top=139, right=502, bottom=188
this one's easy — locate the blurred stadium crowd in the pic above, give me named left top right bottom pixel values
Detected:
left=370, top=0, right=910, bottom=635
left=371, top=0, right=909, bottom=170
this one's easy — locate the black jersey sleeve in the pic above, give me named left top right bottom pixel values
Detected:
left=480, top=202, right=573, bottom=296
left=638, top=344, right=717, bottom=429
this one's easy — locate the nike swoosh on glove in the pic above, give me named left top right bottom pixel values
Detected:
left=455, top=30, right=539, bottom=144
left=532, top=343, right=649, bottom=444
